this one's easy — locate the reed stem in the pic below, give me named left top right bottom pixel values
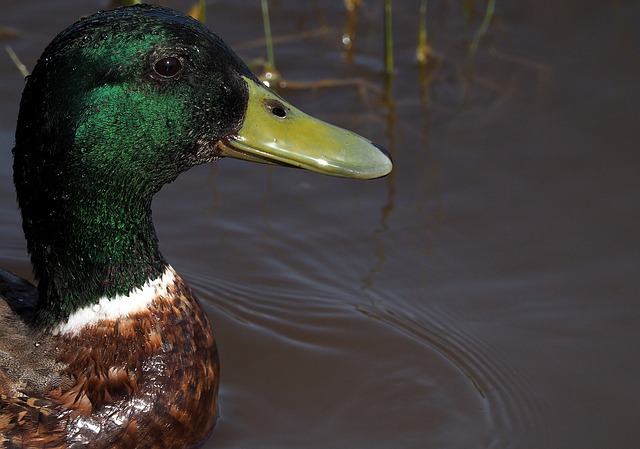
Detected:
left=469, top=0, right=496, bottom=54
left=199, top=0, right=206, bottom=22
left=261, top=0, right=276, bottom=69
left=384, top=0, right=393, bottom=76
left=416, top=0, right=429, bottom=64
left=5, top=45, right=29, bottom=77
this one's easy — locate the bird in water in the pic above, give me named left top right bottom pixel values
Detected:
left=0, top=4, right=391, bottom=448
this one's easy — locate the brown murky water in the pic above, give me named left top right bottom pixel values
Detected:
left=1, top=1, right=639, bottom=448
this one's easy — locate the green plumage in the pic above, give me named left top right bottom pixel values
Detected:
left=13, top=5, right=250, bottom=324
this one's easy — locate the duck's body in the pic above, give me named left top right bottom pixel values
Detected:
left=0, top=267, right=217, bottom=449
left=1, top=4, right=391, bottom=448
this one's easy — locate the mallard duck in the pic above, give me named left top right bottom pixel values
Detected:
left=0, top=4, right=391, bottom=449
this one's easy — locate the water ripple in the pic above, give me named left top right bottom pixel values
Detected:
left=354, top=296, right=546, bottom=449
left=184, top=265, right=545, bottom=448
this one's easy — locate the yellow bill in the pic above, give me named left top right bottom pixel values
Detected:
left=217, top=76, right=392, bottom=179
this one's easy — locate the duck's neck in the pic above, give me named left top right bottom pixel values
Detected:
left=25, top=186, right=168, bottom=326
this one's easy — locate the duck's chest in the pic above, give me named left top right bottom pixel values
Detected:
left=48, top=279, right=219, bottom=448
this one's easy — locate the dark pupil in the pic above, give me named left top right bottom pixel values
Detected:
left=154, top=57, right=181, bottom=77
left=272, top=106, right=287, bottom=118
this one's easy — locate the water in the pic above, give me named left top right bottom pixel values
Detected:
left=1, top=1, right=639, bottom=448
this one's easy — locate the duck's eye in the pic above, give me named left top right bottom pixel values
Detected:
left=154, top=57, right=182, bottom=78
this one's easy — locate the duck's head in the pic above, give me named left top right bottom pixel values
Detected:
left=15, top=4, right=391, bottom=191
left=12, top=4, right=391, bottom=321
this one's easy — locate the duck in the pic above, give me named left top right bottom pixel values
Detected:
left=0, top=4, right=391, bottom=449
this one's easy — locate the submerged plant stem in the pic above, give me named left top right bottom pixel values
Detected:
left=416, top=0, right=430, bottom=64
left=469, top=0, right=496, bottom=55
left=199, top=0, right=206, bottom=22
left=5, top=45, right=29, bottom=77
left=261, top=0, right=276, bottom=69
left=384, top=0, right=393, bottom=76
